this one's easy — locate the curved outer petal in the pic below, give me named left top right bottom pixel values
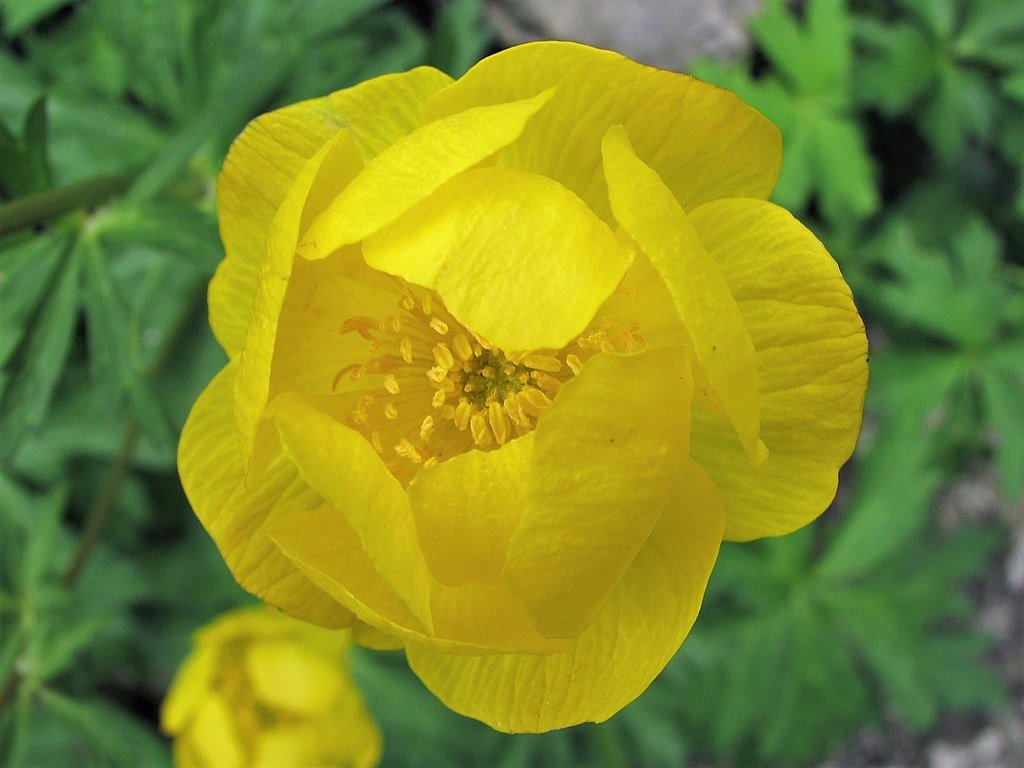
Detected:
left=408, top=459, right=724, bottom=733
left=686, top=198, right=868, bottom=540
left=233, top=129, right=364, bottom=461
left=424, top=41, right=781, bottom=221
left=266, top=501, right=568, bottom=656
left=268, top=393, right=434, bottom=633
left=502, top=346, right=694, bottom=639
left=602, top=126, right=765, bottom=464
left=211, top=66, right=452, bottom=356
left=408, top=434, right=533, bottom=586
left=177, top=363, right=352, bottom=628
left=362, top=167, right=632, bottom=350
left=296, top=90, right=555, bottom=261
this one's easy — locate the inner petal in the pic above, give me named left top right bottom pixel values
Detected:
left=323, top=276, right=649, bottom=486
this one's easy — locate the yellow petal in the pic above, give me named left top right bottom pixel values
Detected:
left=408, top=459, right=724, bottom=733
left=270, top=248, right=400, bottom=401
left=408, top=433, right=533, bottom=586
left=363, top=167, right=631, bottom=350
left=252, top=727, right=321, bottom=768
left=327, top=67, right=454, bottom=159
left=178, top=363, right=352, bottom=627
left=297, top=90, right=555, bottom=261
left=426, top=41, right=780, bottom=220
left=267, top=503, right=564, bottom=655
left=246, top=640, right=342, bottom=715
left=269, top=393, right=434, bottom=633
left=232, top=128, right=364, bottom=460
left=503, top=346, right=693, bottom=638
left=184, top=694, right=244, bottom=768
left=160, top=643, right=217, bottom=734
left=602, top=125, right=765, bottom=463
left=211, top=66, right=452, bottom=356
left=686, top=198, right=868, bottom=540
left=266, top=502, right=427, bottom=638
left=351, top=619, right=404, bottom=651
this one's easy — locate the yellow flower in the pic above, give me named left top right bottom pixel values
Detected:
left=161, top=606, right=381, bottom=768
left=179, top=42, right=868, bottom=732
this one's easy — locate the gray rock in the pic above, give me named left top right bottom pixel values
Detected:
left=485, top=0, right=763, bottom=71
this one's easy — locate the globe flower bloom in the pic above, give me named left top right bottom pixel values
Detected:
left=161, top=607, right=380, bottom=768
left=179, top=42, right=868, bottom=732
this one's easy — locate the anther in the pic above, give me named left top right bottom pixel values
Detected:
left=432, top=343, right=455, bottom=370
left=453, top=333, right=474, bottom=362
left=454, top=401, right=472, bottom=430
left=523, top=353, right=562, bottom=373
left=487, top=401, right=509, bottom=445
left=470, top=413, right=492, bottom=446
left=384, top=374, right=400, bottom=395
left=419, top=415, right=435, bottom=442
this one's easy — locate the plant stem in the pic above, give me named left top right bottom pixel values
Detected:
left=0, top=175, right=131, bottom=237
left=59, top=282, right=204, bottom=589
left=0, top=658, right=20, bottom=713
left=59, top=422, right=141, bottom=588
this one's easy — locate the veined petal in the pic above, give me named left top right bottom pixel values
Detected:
left=212, top=66, right=452, bottom=356
left=297, top=90, right=555, bottom=261
left=177, top=363, right=352, bottom=628
left=268, top=504, right=566, bottom=655
left=350, top=620, right=404, bottom=651
left=269, top=393, right=434, bottom=633
left=233, top=130, right=364, bottom=461
left=408, top=459, right=724, bottom=733
left=266, top=502, right=428, bottom=638
left=686, top=198, right=868, bottom=540
left=408, top=434, right=533, bottom=586
left=425, top=41, right=780, bottom=220
left=602, top=125, right=765, bottom=464
left=503, top=346, right=693, bottom=638
left=363, top=167, right=631, bottom=350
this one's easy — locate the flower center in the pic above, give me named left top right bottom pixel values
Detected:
left=335, top=280, right=645, bottom=482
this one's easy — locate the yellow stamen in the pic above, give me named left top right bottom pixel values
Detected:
left=432, top=343, right=455, bottom=370
left=470, top=413, right=492, bottom=446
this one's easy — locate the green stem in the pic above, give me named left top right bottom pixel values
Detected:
left=0, top=175, right=131, bottom=237
left=0, top=657, right=20, bottom=713
left=59, top=422, right=141, bottom=588
left=59, top=281, right=204, bottom=589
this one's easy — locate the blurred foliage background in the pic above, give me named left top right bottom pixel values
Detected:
left=0, top=0, right=1021, bottom=766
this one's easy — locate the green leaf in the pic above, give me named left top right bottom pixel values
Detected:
left=37, top=689, right=171, bottom=768
left=428, top=0, right=493, bottom=78
left=978, top=363, right=1024, bottom=499
left=817, top=423, right=943, bottom=580
left=870, top=220, right=1006, bottom=348
left=81, top=236, right=174, bottom=454
left=0, top=96, right=50, bottom=199
left=0, top=239, right=81, bottom=460
left=691, top=0, right=877, bottom=224
left=0, top=0, right=67, bottom=37
left=853, top=19, right=934, bottom=114
left=0, top=231, right=68, bottom=376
